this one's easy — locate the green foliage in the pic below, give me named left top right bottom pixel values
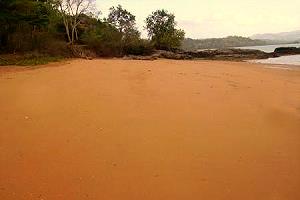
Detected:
left=81, top=20, right=123, bottom=56
left=81, top=18, right=154, bottom=56
left=107, top=5, right=137, bottom=35
left=123, top=39, right=154, bottom=55
left=0, top=2, right=186, bottom=61
left=15, top=55, right=62, bottom=66
left=0, top=0, right=66, bottom=53
left=107, top=5, right=141, bottom=54
left=0, top=54, right=63, bottom=66
left=51, top=0, right=98, bottom=45
left=145, top=9, right=185, bottom=50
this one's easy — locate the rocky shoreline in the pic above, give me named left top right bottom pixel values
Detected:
left=124, top=47, right=300, bottom=61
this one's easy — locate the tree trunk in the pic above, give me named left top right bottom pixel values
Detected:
left=71, top=26, right=75, bottom=45
left=63, top=18, right=71, bottom=44
left=75, top=28, right=78, bottom=41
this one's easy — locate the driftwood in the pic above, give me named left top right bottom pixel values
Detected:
left=69, top=45, right=96, bottom=60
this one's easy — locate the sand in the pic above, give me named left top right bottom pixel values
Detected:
left=0, top=59, right=299, bottom=200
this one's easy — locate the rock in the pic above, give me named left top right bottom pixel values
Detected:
left=122, top=47, right=296, bottom=61
left=274, top=47, right=300, bottom=55
left=123, top=55, right=158, bottom=60
left=153, top=48, right=271, bottom=61
left=191, top=48, right=271, bottom=60
left=150, top=50, right=192, bottom=60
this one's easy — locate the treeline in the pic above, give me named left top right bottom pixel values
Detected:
left=182, top=36, right=268, bottom=51
left=0, top=0, right=185, bottom=59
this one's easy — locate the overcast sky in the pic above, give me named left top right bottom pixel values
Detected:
left=96, top=0, right=300, bottom=39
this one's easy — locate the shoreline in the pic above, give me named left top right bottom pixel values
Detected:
left=1, top=45, right=300, bottom=69
left=1, top=58, right=299, bottom=76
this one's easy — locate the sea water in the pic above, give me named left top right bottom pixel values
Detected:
left=237, top=43, right=300, bottom=66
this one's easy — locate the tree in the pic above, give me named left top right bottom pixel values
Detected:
left=81, top=20, right=123, bottom=56
left=53, top=0, right=96, bottom=45
left=107, top=5, right=137, bottom=35
left=0, top=0, right=52, bottom=52
left=107, top=5, right=140, bottom=54
left=145, top=9, right=185, bottom=50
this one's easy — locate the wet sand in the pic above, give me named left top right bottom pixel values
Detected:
left=0, top=59, right=300, bottom=200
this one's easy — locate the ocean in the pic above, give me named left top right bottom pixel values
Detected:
left=237, top=43, right=300, bottom=66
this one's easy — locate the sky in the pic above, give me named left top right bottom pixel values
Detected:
left=96, top=0, right=300, bottom=39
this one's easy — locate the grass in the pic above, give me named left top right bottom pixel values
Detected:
left=0, top=54, right=63, bottom=66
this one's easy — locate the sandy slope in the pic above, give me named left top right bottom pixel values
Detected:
left=0, top=59, right=299, bottom=200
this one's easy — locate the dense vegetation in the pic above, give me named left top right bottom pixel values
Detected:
left=145, top=9, right=185, bottom=51
left=182, top=36, right=268, bottom=51
left=0, top=0, right=185, bottom=65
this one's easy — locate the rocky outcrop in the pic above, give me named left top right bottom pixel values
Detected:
left=125, top=49, right=272, bottom=61
left=184, top=49, right=271, bottom=60
left=274, top=47, right=300, bottom=55
left=125, top=47, right=300, bottom=61
left=123, top=55, right=158, bottom=60
left=153, top=50, right=192, bottom=60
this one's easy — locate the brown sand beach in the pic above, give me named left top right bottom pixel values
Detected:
left=0, top=59, right=300, bottom=200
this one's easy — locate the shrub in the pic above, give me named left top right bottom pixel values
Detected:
left=123, top=39, right=154, bottom=55
left=81, top=21, right=123, bottom=57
